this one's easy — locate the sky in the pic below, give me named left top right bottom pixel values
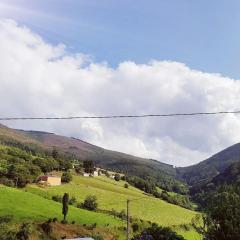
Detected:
left=0, top=1, right=240, bottom=166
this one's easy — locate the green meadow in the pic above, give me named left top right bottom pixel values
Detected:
left=0, top=185, right=123, bottom=228
left=25, top=174, right=201, bottom=239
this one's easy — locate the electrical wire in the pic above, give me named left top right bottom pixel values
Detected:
left=1, top=110, right=240, bottom=121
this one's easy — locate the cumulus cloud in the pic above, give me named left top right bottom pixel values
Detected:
left=1, top=18, right=240, bottom=166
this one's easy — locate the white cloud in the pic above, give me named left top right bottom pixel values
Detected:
left=1, top=18, right=240, bottom=166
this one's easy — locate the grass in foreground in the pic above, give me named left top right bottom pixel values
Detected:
left=0, top=185, right=124, bottom=228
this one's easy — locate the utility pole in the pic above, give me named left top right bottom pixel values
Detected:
left=127, top=199, right=130, bottom=240
left=126, top=196, right=147, bottom=240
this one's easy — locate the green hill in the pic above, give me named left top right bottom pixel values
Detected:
left=25, top=174, right=200, bottom=239
left=0, top=185, right=123, bottom=227
left=0, top=123, right=185, bottom=193
left=177, top=143, right=240, bottom=186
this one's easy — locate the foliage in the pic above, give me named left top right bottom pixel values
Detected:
left=114, top=173, right=121, bottom=181
left=61, top=172, right=72, bottom=183
left=52, top=195, right=62, bottom=203
left=82, top=195, right=98, bottom=211
left=192, top=187, right=240, bottom=240
left=83, top=160, right=95, bottom=174
left=127, top=176, right=192, bottom=209
left=132, top=223, right=186, bottom=240
left=69, top=196, right=77, bottom=205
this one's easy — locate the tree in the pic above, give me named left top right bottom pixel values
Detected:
left=192, top=188, right=240, bottom=240
left=83, top=160, right=94, bottom=173
left=52, top=147, right=59, bottom=159
left=82, top=195, right=98, bottom=211
left=61, top=172, right=72, bottom=183
left=114, top=173, right=121, bottom=181
left=62, top=193, right=69, bottom=222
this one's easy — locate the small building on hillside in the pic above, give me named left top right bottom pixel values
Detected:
left=83, top=173, right=90, bottom=177
left=93, top=170, right=98, bottom=177
left=38, top=175, right=61, bottom=186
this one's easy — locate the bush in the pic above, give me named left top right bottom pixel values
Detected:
left=124, top=183, right=129, bottom=188
left=69, top=196, right=77, bottom=205
left=133, top=224, right=185, bottom=240
left=61, top=172, right=72, bottom=183
left=0, top=177, right=14, bottom=187
left=132, top=223, right=139, bottom=232
left=82, top=195, right=98, bottom=211
left=121, top=175, right=126, bottom=181
left=114, top=173, right=121, bottom=181
left=52, top=195, right=62, bottom=203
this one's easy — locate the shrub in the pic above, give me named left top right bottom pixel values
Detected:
left=69, top=197, right=77, bottom=205
left=114, top=173, right=121, bottom=181
left=61, top=172, right=72, bottom=183
left=133, top=224, right=185, bottom=240
left=124, top=183, right=129, bottom=188
left=132, top=223, right=139, bottom=232
left=121, top=175, right=126, bottom=181
left=0, top=177, right=14, bottom=187
left=52, top=195, right=62, bottom=203
left=82, top=195, right=98, bottom=211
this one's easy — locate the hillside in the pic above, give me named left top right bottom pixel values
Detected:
left=0, top=185, right=124, bottom=239
left=0, top=124, right=184, bottom=192
left=24, top=174, right=199, bottom=239
left=23, top=129, right=176, bottom=175
left=177, top=143, right=240, bottom=185
left=0, top=185, right=122, bottom=227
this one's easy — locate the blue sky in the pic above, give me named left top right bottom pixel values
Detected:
left=1, top=0, right=240, bottom=78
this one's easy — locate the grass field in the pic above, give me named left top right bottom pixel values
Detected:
left=25, top=174, right=201, bottom=239
left=0, top=185, right=124, bottom=228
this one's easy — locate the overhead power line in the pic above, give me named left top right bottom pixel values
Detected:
left=1, top=110, right=240, bottom=121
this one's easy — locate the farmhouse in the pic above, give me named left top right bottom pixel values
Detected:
left=38, top=175, right=61, bottom=186
left=82, top=170, right=98, bottom=177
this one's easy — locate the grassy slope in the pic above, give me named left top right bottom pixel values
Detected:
left=0, top=185, right=123, bottom=228
left=26, top=175, right=200, bottom=239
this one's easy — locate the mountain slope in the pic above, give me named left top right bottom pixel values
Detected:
left=0, top=124, right=181, bottom=191
left=177, top=143, right=240, bottom=185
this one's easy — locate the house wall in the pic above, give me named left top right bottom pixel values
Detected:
left=47, top=176, right=61, bottom=186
